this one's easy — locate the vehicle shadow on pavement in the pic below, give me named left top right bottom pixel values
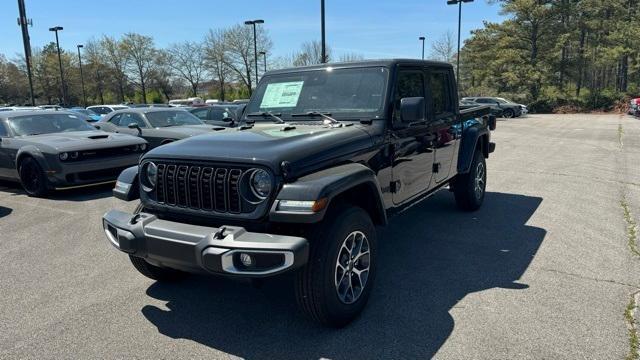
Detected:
left=0, top=180, right=113, bottom=202
left=0, top=206, right=12, bottom=219
left=141, top=191, right=546, bottom=359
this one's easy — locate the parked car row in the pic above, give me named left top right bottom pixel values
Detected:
left=461, top=97, right=527, bottom=118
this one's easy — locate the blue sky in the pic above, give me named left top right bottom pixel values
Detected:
left=1, top=0, right=504, bottom=61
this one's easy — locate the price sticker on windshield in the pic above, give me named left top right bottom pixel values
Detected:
left=260, top=81, right=304, bottom=108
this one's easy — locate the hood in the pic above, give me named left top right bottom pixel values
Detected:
left=144, top=123, right=374, bottom=177
left=23, top=130, right=145, bottom=151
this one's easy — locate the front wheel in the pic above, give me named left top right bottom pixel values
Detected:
left=502, top=109, right=515, bottom=118
left=19, top=157, right=49, bottom=197
left=295, top=206, right=377, bottom=327
left=452, top=150, right=486, bottom=211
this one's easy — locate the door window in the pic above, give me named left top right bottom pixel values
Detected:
left=0, top=123, right=8, bottom=137
left=191, top=108, right=209, bottom=120
left=393, top=70, right=425, bottom=122
left=109, top=114, right=123, bottom=126
left=429, top=72, right=453, bottom=116
left=120, top=113, right=147, bottom=128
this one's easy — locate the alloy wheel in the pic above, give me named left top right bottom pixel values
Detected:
left=335, top=231, right=371, bottom=304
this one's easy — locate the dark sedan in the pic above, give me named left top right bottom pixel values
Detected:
left=189, top=105, right=239, bottom=126
left=463, top=97, right=523, bottom=118
left=0, top=111, right=147, bottom=196
left=96, top=108, right=221, bottom=149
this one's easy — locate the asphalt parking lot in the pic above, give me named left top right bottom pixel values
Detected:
left=1, top=113, right=640, bottom=359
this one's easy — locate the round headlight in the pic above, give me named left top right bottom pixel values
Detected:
left=59, top=152, right=68, bottom=161
left=146, top=162, right=158, bottom=188
left=250, top=169, right=271, bottom=199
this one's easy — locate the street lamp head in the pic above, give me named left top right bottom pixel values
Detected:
left=77, top=44, right=84, bottom=48
left=447, top=0, right=473, bottom=3
left=259, top=51, right=266, bottom=55
left=48, top=26, right=63, bottom=31
left=419, top=36, right=426, bottom=40
left=254, top=19, right=265, bottom=24
left=244, top=20, right=254, bottom=25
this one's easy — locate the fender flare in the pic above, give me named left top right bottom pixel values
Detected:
left=113, top=166, right=140, bottom=201
left=457, top=124, right=489, bottom=174
left=16, top=146, right=50, bottom=172
left=269, top=163, right=387, bottom=225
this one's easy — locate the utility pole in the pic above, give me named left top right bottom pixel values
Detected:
left=49, top=26, right=66, bottom=106
left=17, top=0, right=35, bottom=105
left=77, top=45, right=86, bottom=107
left=321, top=0, right=326, bottom=63
left=447, top=0, right=474, bottom=90
left=260, top=51, right=267, bottom=73
left=244, top=19, right=264, bottom=88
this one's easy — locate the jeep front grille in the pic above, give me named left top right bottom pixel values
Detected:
left=154, top=163, right=246, bottom=214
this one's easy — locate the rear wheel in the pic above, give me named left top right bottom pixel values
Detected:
left=295, top=206, right=377, bottom=327
left=453, top=150, right=486, bottom=211
left=18, top=157, right=48, bottom=197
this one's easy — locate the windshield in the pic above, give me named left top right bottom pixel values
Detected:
left=246, top=67, right=389, bottom=120
left=496, top=98, right=511, bottom=104
left=8, top=113, right=96, bottom=136
left=146, top=110, right=204, bottom=127
left=112, top=106, right=128, bottom=111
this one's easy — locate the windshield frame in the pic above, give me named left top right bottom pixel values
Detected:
left=7, top=113, right=98, bottom=136
left=244, top=66, right=390, bottom=122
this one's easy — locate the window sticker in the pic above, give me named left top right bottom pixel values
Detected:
left=260, top=81, right=304, bottom=108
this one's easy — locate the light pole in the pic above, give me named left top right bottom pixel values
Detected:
left=447, top=0, right=473, bottom=90
left=419, top=36, right=426, bottom=60
left=321, top=0, right=326, bottom=63
left=244, top=19, right=264, bottom=89
left=260, top=51, right=267, bottom=73
left=17, top=0, right=35, bottom=105
left=49, top=26, right=66, bottom=106
left=77, top=44, right=86, bottom=107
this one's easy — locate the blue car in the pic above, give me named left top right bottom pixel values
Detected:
left=69, top=107, right=102, bottom=122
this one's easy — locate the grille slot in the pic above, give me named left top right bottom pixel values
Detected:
left=152, top=163, right=253, bottom=215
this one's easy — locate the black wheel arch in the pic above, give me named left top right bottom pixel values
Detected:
left=457, top=124, right=490, bottom=175
left=269, top=163, right=387, bottom=226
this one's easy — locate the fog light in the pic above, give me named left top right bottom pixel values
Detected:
left=239, top=253, right=253, bottom=267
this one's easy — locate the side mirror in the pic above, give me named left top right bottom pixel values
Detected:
left=127, top=123, right=142, bottom=136
left=400, top=97, right=425, bottom=124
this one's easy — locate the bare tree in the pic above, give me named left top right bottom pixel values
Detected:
left=83, top=39, right=106, bottom=104
left=223, top=24, right=272, bottom=95
left=430, top=31, right=456, bottom=63
left=204, top=29, right=232, bottom=101
left=339, top=52, right=365, bottom=62
left=293, top=41, right=332, bottom=67
left=101, top=36, right=128, bottom=103
left=121, top=33, right=157, bottom=103
left=166, top=41, right=207, bottom=97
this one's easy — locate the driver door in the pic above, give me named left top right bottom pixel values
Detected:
left=391, top=68, right=436, bottom=205
left=0, top=122, right=15, bottom=179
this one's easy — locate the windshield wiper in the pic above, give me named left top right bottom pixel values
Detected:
left=291, top=111, right=343, bottom=126
left=246, top=111, right=285, bottom=124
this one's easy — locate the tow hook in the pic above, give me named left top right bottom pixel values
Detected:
left=213, top=226, right=228, bottom=240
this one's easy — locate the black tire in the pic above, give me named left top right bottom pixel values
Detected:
left=18, top=157, right=49, bottom=197
left=295, top=206, right=377, bottom=327
left=502, top=109, right=515, bottom=118
left=453, top=150, right=486, bottom=211
left=128, top=255, right=186, bottom=282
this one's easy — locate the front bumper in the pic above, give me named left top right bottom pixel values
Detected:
left=47, top=153, right=141, bottom=189
left=102, top=210, right=309, bottom=277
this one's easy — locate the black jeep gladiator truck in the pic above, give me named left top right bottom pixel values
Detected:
left=103, top=59, right=495, bottom=327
